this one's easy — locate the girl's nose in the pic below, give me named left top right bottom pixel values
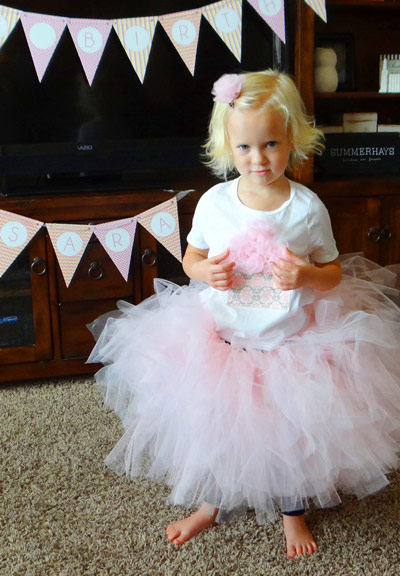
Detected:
left=252, top=147, right=267, bottom=164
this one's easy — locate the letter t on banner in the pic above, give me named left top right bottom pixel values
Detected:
left=137, top=198, right=182, bottom=263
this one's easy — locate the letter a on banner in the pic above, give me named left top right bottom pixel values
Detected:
left=21, top=12, right=67, bottom=82
left=202, top=0, right=243, bottom=63
left=114, top=16, right=158, bottom=83
left=47, top=223, right=93, bottom=287
left=159, top=8, right=202, bottom=75
left=68, top=18, right=113, bottom=85
left=0, top=4, right=20, bottom=49
left=92, top=217, right=137, bottom=281
left=247, top=0, right=286, bottom=43
left=0, top=210, right=43, bottom=278
left=138, top=198, right=182, bottom=263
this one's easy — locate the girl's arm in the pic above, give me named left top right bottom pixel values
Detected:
left=271, top=249, right=342, bottom=292
left=183, top=244, right=235, bottom=291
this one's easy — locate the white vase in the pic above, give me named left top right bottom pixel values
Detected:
left=314, top=47, right=339, bottom=93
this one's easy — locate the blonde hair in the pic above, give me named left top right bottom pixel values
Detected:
left=203, top=69, right=324, bottom=179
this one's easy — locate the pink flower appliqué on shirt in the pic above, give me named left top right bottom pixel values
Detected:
left=229, top=221, right=287, bottom=275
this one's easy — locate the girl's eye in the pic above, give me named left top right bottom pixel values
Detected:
left=238, top=144, right=249, bottom=150
left=266, top=141, right=277, bottom=148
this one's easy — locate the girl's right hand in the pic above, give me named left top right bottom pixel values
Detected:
left=195, top=249, right=235, bottom=291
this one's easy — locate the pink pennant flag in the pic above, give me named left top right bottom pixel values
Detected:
left=0, top=210, right=43, bottom=278
left=247, top=0, right=286, bottom=43
left=304, top=0, right=327, bottom=23
left=0, top=4, right=20, bottom=49
left=113, top=16, right=158, bottom=84
left=202, top=0, right=243, bottom=63
left=68, top=18, right=112, bottom=85
left=20, top=12, right=67, bottom=82
left=92, top=217, right=137, bottom=281
left=159, top=9, right=202, bottom=75
left=138, top=198, right=182, bottom=263
left=47, top=223, right=92, bottom=287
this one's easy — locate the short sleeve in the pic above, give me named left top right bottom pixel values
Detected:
left=307, top=197, right=339, bottom=263
left=186, top=194, right=210, bottom=250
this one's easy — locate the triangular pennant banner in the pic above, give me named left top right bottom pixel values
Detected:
left=92, top=217, right=137, bottom=281
left=138, top=198, right=182, bottom=263
left=202, top=0, right=242, bottom=62
left=0, top=4, right=20, bottom=49
left=47, top=223, right=92, bottom=287
left=247, top=0, right=286, bottom=44
left=114, top=16, right=158, bottom=83
left=159, top=9, right=202, bottom=75
left=304, top=0, right=327, bottom=23
left=20, top=12, right=67, bottom=82
left=68, top=18, right=112, bottom=85
left=0, top=210, right=43, bottom=278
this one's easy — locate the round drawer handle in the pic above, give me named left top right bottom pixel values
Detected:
left=380, top=225, right=392, bottom=241
left=367, top=227, right=381, bottom=243
left=88, top=261, right=104, bottom=280
left=31, top=256, right=47, bottom=276
left=141, top=248, right=157, bottom=267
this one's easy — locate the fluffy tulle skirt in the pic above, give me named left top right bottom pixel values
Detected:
left=87, top=255, right=400, bottom=523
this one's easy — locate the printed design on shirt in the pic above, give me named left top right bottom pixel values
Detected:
left=227, top=270, right=290, bottom=310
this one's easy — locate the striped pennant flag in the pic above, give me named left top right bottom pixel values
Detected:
left=47, top=223, right=92, bottom=287
left=159, top=8, right=202, bottom=75
left=138, top=197, right=182, bottom=263
left=304, top=0, right=327, bottom=22
left=114, top=16, right=158, bottom=83
left=0, top=4, right=20, bottom=49
left=202, top=0, right=243, bottom=63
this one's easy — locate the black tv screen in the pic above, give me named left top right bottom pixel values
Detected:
left=0, top=0, right=293, bottom=195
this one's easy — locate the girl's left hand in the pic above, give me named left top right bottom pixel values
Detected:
left=271, top=248, right=312, bottom=291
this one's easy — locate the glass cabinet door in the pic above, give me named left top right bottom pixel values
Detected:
left=0, top=230, right=52, bottom=364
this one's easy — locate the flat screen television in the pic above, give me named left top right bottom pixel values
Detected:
left=0, top=0, right=293, bottom=196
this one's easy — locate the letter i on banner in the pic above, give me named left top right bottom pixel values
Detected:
left=68, top=18, right=112, bottom=85
left=0, top=5, right=20, bottom=49
left=137, top=198, right=182, bottom=263
left=159, top=8, right=202, bottom=75
left=92, top=217, right=137, bottom=281
left=202, top=0, right=243, bottom=63
left=113, top=16, right=158, bottom=83
left=0, top=210, right=43, bottom=278
left=47, top=223, right=93, bottom=287
left=21, top=12, right=67, bottom=82
left=247, top=0, right=286, bottom=44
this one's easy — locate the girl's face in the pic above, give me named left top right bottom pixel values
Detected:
left=227, top=107, right=292, bottom=193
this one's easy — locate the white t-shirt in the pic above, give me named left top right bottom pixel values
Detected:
left=187, top=177, right=339, bottom=350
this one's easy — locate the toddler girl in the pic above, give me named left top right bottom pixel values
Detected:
left=88, top=69, right=400, bottom=558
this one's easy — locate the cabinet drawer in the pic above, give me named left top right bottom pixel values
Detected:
left=56, top=238, right=136, bottom=303
left=59, top=298, right=131, bottom=359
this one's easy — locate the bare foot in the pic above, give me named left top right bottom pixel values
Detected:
left=282, top=514, right=317, bottom=558
left=166, top=504, right=218, bottom=546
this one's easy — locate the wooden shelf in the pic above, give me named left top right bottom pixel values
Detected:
left=316, top=92, right=400, bottom=99
left=328, top=0, right=400, bottom=8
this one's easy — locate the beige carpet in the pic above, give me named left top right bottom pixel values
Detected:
left=1, top=376, right=400, bottom=576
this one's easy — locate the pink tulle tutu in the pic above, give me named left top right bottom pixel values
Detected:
left=88, top=254, right=400, bottom=523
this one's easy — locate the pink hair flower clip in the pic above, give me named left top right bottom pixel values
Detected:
left=211, top=73, right=245, bottom=106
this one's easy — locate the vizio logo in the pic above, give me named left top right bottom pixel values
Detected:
left=76, top=144, right=93, bottom=152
